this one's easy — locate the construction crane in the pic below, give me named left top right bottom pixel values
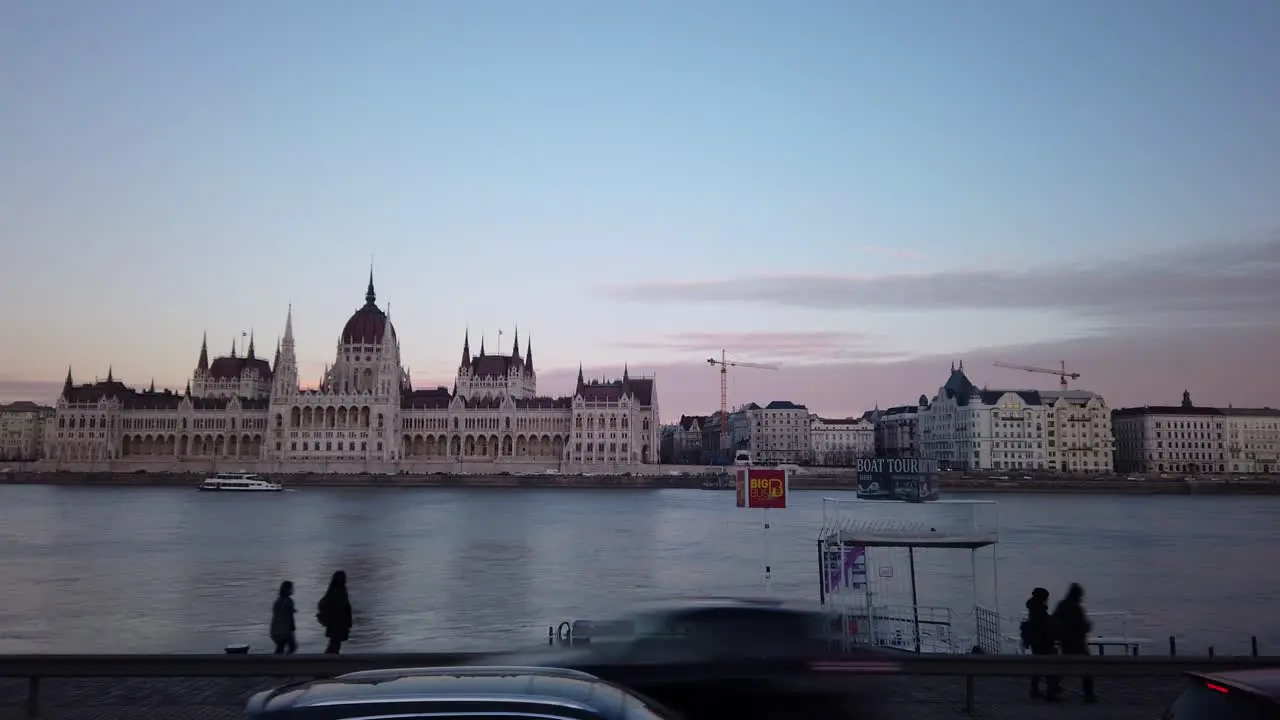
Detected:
left=992, top=360, right=1080, bottom=389
left=707, top=350, right=778, bottom=457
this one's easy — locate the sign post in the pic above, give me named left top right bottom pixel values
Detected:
left=735, top=467, right=789, bottom=591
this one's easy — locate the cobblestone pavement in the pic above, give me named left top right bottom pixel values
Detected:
left=0, top=675, right=1184, bottom=719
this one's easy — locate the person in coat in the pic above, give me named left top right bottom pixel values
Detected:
left=317, top=570, right=353, bottom=654
left=270, top=580, right=297, bottom=654
left=1052, top=582, right=1097, bottom=703
left=1021, top=587, right=1059, bottom=700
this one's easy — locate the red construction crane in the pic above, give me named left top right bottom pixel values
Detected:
left=992, top=360, right=1080, bottom=389
left=707, top=351, right=777, bottom=456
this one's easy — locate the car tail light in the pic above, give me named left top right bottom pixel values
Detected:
left=1204, top=682, right=1230, bottom=694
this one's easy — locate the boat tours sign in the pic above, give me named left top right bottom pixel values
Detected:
left=855, top=457, right=939, bottom=502
left=735, top=467, right=789, bottom=509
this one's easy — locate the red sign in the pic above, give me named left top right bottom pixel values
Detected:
left=746, top=468, right=788, bottom=509
left=735, top=469, right=747, bottom=508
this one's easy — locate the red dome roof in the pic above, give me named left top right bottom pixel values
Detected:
left=341, top=273, right=393, bottom=344
left=342, top=305, right=391, bottom=344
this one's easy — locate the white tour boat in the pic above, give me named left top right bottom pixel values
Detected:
left=198, top=472, right=283, bottom=492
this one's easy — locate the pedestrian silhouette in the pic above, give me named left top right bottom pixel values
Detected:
left=270, top=580, right=298, bottom=654
left=1052, top=582, right=1097, bottom=703
left=316, top=570, right=353, bottom=655
left=1021, top=587, right=1059, bottom=700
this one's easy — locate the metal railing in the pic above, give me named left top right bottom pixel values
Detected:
left=1, top=653, right=1277, bottom=718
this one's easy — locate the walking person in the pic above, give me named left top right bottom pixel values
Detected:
left=270, top=580, right=298, bottom=654
left=1052, top=582, right=1097, bottom=703
left=1021, top=587, right=1060, bottom=701
left=316, top=570, right=353, bottom=654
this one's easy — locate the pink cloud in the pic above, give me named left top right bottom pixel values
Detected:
left=614, top=330, right=907, bottom=363
left=7, top=326, right=1276, bottom=423
left=542, top=325, right=1280, bottom=418
left=604, top=235, right=1280, bottom=330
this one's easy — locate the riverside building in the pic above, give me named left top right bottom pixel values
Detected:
left=1112, top=391, right=1279, bottom=475
left=42, top=275, right=660, bottom=474
left=917, top=363, right=1114, bottom=473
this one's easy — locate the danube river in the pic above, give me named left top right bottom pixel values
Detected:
left=0, top=485, right=1275, bottom=655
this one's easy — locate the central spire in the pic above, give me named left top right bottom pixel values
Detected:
left=365, top=267, right=376, bottom=306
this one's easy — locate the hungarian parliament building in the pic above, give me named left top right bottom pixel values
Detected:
left=43, top=276, right=660, bottom=473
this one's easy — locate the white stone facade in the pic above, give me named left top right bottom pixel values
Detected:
left=1113, top=391, right=1280, bottom=475
left=0, top=402, right=54, bottom=462
left=809, top=415, right=875, bottom=465
left=41, top=275, right=660, bottom=474
left=918, top=363, right=1114, bottom=473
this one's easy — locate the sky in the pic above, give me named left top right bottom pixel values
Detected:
left=2, top=0, right=1279, bottom=419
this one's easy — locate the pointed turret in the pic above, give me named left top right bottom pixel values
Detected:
left=247, top=331, right=256, bottom=359
left=273, top=338, right=281, bottom=370
left=460, top=329, right=472, bottom=368
left=63, top=366, right=73, bottom=396
left=184, top=380, right=192, bottom=397
left=512, top=326, right=520, bottom=359
left=479, top=336, right=486, bottom=357
left=283, top=304, right=294, bottom=347
left=106, top=365, right=114, bottom=384
left=198, top=333, right=209, bottom=371
left=365, top=267, right=376, bottom=306
left=576, top=363, right=585, bottom=389
left=149, top=378, right=155, bottom=393
left=230, top=338, right=237, bottom=358
left=524, top=337, right=533, bottom=372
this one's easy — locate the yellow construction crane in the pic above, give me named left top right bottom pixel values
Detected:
left=992, top=360, right=1080, bottom=389
left=707, top=350, right=778, bottom=456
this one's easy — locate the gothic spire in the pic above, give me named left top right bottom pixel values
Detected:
left=247, top=331, right=256, bottom=359
left=576, top=363, right=584, bottom=388
left=148, top=378, right=155, bottom=392
left=524, top=337, right=533, bottom=372
left=461, top=329, right=472, bottom=367
left=512, top=326, right=520, bottom=358
left=230, top=337, right=237, bottom=358
left=63, top=366, right=73, bottom=394
left=198, top=332, right=209, bottom=371
left=283, top=304, right=294, bottom=345
left=106, top=365, right=114, bottom=383
left=623, top=363, right=630, bottom=382
left=365, top=267, right=376, bottom=306
left=479, top=335, right=486, bottom=357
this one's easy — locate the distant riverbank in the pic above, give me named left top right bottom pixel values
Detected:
left=2, top=470, right=1279, bottom=494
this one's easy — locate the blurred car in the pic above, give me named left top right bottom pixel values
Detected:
left=480, top=597, right=897, bottom=720
left=1162, top=670, right=1280, bottom=720
left=244, top=665, right=681, bottom=720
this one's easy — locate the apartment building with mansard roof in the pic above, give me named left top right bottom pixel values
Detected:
left=918, top=362, right=1114, bottom=473
left=1112, top=391, right=1279, bottom=475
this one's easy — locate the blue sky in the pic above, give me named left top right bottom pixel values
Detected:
left=2, top=1, right=1278, bottom=413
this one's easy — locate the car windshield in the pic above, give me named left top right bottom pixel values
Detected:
left=1165, top=681, right=1280, bottom=720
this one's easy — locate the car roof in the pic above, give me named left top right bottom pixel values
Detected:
left=249, top=665, right=629, bottom=715
left=1191, top=669, right=1280, bottom=701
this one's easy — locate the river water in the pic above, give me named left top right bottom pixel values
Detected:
left=0, top=485, right=1275, bottom=656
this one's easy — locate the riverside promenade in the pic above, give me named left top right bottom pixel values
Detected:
left=0, top=674, right=1185, bottom=719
